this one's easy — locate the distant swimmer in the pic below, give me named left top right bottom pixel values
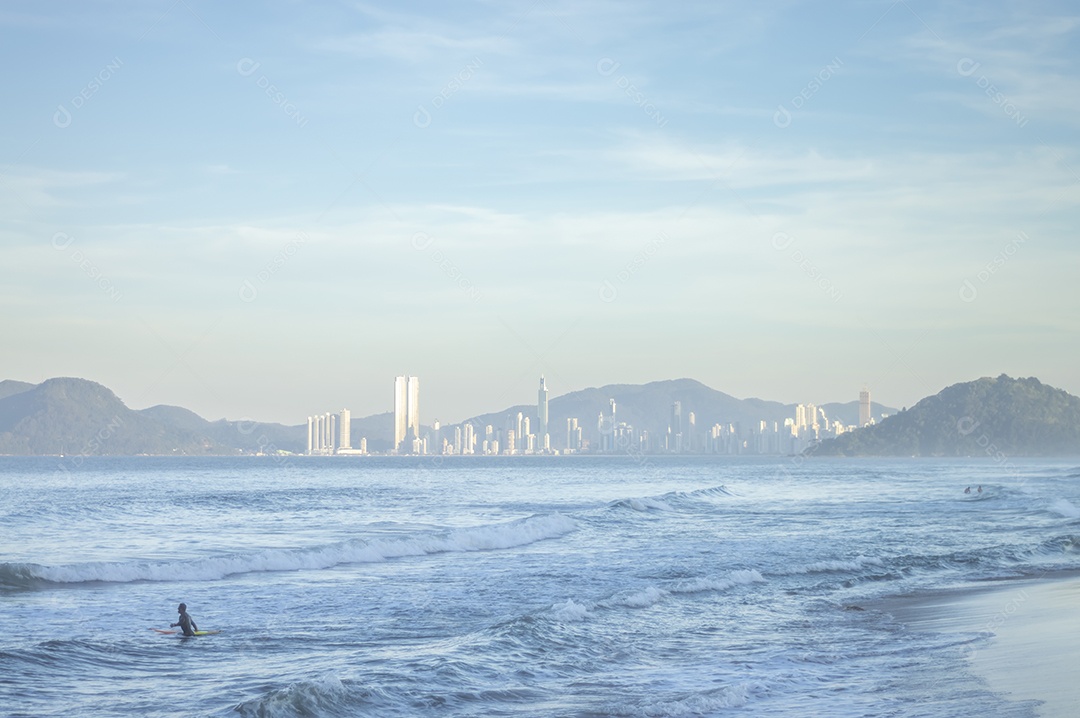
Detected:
left=171, top=603, right=198, bottom=637
left=977, top=486, right=983, bottom=494
left=964, top=487, right=971, bottom=494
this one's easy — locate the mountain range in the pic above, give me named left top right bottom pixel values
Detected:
left=5, top=374, right=1077, bottom=457
left=0, top=376, right=893, bottom=456
left=469, top=378, right=890, bottom=449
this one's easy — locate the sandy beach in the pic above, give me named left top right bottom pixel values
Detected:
left=885, top=575, right=1080, bottom=717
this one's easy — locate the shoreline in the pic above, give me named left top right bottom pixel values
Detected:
left=880, top=573, right=1080, bottom=717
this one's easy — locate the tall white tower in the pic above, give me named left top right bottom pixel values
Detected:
left=339, top=409, right=351, bottom=451
left=394, top=376, right=407, bottom=451
left=407, top=376, right=420, bottom=447
left=394, top=375, right=421, bottom=453
left=859, top=388, right=872, bottom=427
left=538, top=376, right=549, bottom=450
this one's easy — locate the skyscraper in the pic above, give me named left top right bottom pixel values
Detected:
left=795, top=404, right=807, bottom=431
left=394, top=375, right=420, bottom=453
left=338, top=409, right=351, bottom=451
left=408, top=378, right=420, bottom=445
left=537, top=376, right=549, bottom=450
left=671, top=401, right=682, bottom=453
left=859, top=388, right=872, bottom=427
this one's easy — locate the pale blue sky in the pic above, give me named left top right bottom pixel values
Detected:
left=1, top=1, right=1077, bottom=424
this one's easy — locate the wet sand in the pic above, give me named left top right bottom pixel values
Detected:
left=884, top=576, right=1080, bottom=717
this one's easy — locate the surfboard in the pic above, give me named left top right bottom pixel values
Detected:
left=152, top=628, right=220, bottom=636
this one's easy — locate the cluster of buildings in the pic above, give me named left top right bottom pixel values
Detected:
left=306, top=408, right=366, bottom=455
left=585, top=390, right=874, bottom=457
left=306, top=378, right=878, bottom=457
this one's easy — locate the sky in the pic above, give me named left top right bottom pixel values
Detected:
left=1, top=0, right=1077, bottom=425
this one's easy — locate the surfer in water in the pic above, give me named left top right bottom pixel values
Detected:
left=171, top=603, right=198, bottom=637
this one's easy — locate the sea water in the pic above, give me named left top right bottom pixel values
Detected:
left=2, top=455, right=1078, bottom=717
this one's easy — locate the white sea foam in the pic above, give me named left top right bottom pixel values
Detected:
left=629, top=683, right=754, bottom=716
left=671, top=577, right=729, bottom=594
left=1050, top=499, right=1080, bottom=519
left=625, top=497, right=673, bottom=512
left=799, top=556, right=884, bottom=574
left=670, top=569, right=765, bottom=594
left=622, top=586, right=668, bottom=608
left=729, top=569, right=766, bottom=584
left=6, top=513, right=578, bottom=587
left=234, top=674, right=352, bottom=718
left=613, top=570, right=765, bottom=608
left=684, top=485, right=737, bottom=500
left=550, top=599, right=591, bottom=622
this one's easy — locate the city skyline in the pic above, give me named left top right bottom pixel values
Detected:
left=2, top=2, right=1077, bottom=425
left=305, top=372, right=886, bottom=456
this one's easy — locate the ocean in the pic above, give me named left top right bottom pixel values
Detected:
left=2, top=455, right=1078, bottom=717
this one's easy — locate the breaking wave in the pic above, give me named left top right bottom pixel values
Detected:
left=0, top=513, right=577, bottom=590
left=797, top=556, right=885, bottom=574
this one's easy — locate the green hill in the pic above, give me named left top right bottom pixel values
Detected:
left=808, top=375, right=1080, bottom=457
left=0, top=377, right=344, bottom=455
left=0, top=378, right=220, bottom=455
left=139, top=404, right=305, bottom=454
left=0, top=380, right=34, bottom=401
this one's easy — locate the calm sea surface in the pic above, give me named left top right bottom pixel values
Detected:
left=2, top=456, right=1078, bottom=717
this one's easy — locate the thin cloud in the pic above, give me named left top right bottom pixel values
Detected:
left=316, top=28, right=516, bottom=62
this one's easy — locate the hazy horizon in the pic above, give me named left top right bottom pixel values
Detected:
left=2, top=372, right=909, bottom=427
left=2, top=1, right=1077, bottom=425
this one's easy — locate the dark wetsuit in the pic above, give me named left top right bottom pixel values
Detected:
left=173, top=611, right=198, bottom=636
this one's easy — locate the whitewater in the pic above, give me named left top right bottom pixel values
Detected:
left=2, top=455, right=1079, bottom=717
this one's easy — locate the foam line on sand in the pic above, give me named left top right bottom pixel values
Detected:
left=886, top=575, right=1080, bottom=717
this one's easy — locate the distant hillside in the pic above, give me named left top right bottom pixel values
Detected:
left=0, top=378, right=309, bottom=456
left=461, top=378, right=895, bottom=450
left=347, top=412, right=394, bottom=453
left=0, top=375, right=899, bottom=456
left=0, top=380, right=34, bottom=401
left=0, top=378, right=221, bottom=455
left=808, top=375, right=1080, bottom=457
left=139, top=404, right=305, bottom=454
